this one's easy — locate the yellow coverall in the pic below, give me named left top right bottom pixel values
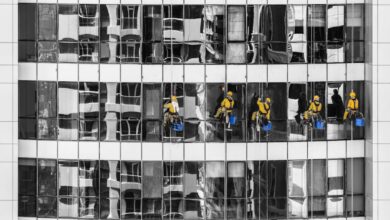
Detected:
left=251, top=100, right=271, bottom=122
left=214, top=97, right=235, bottom=119
left=163, top=101, right=179, bottom=126
left=343, top=98, right=359, bottom=120
left=304, top=101, right=322, bottom=120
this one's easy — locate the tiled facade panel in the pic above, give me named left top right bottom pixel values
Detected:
left=0, top=0, right=18, bottom=219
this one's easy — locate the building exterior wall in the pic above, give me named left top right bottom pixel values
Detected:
left=366, top=0, right=390, bottom=220
left=0, top=0, right=18, bottom=219
left=10, top=0, right=386, bottom=219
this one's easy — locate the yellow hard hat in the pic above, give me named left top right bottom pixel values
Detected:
left=171, top=96, right=177, bottom=101
left=349, top=91, right=356, bottom=99
left=227, top=91, right=233, bottom=97
left=313, top=95, right=320, bottom=101
left=266, top=97, right=271, bottom=103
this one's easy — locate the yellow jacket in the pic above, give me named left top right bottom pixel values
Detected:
left=221, top=97, right=234, bottom=110
left=257, top=100, right=271, bottom=120
left=164, top=101, right=179, bottom=114
left=347, top=99, right=359, bottom=111
left=308, top=101, right=322, bottom=113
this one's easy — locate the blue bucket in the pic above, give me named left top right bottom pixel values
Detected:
left=315, top=120, right=325, bottom=129
left=229, top=115, right=237, bottom=125
left=355, top=118, right=365, bottom=127
left=172, top=122, right=184, bottom=132
left=262, top=122, right=272, bottom=131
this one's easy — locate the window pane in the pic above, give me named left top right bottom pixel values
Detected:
left=19, top=195, right=36, bottom=217
left=58, top=5, right=78, bottom=41
left=142, top=198, right=162, bottom=219
left=121, top=161, right=142, bottom=198
left=143, top=6, right=162, bottom=42
left=288, top=83, right=307, bottom=141
left=163, top=162, right=184, bottom=198
left=79, top=4, right=99, bottom=41
left=38, top=41, right=58, bottom=62
left=268, top=198, right=287, bottom=218
left=206, top=198, right=224, bottom=219
left=346, top=5, right=364, bottom=41
left=184, top=199, right=204, bottom=219
left=307, top=159, right=326, bottom=196
left=38, top=159, right=57, bottom=196
left=100, top=197, right=120, bottom=219
left=226, top=43, right=246, bottom=63
left=328, top=160, right=344, bottom=196
left=19, top=41, right=37, bottom=62
left=247, top=161, right=260, bottom=199
left=308, top=5, right=326, bottom=42
left=327, top=82, right=347, bottom=140
left=100, top=83, right=120, bottom=141
left=308, top=197, right=326, bottom=217
left=38, top=4, right=57, bottom=40
left=79, top=160, right=99, bottom=197
left=143, top=84, right=162, bottom=119
left=37, top=196, right=57, bottom=217
left=163, top=199, right=184, bottom=219
left=59, top=42, right=78, bottom=62
left=59, top=82, right=78, bottom=118
left=205, top=162, right=225, bottom=198
left=19, top=4, right=36, bottom=41
left=184, top=162, right=205, bottom=199
left=121, top=198, right=141, bottom=219
left=288, top=160, right=307, bottom=197
left=58, top=119, right=78, bottom=140
left=58, top=197, right=78, bottom=217
left=19, top=159, right=37, bottom=196
left=346, top=41, right=364, bottom=62
left=121, top=5, right=141, bottom=41
left=265, top=83, right=288, bottom=142
left=326, top=197, right=344, bottom=217
left=226, top=199, right=245, bottom=219
left=100, top=5, right=120, bottom=42
left=347, top=158, right=364, bottom=195
left=227, top=162, right=245, bottom=198
left=288, top=198, right=308, bottom=218
left=267, top=161, right=287, bottom=197
left=346, top=195, right=364, bottom=217
left=143, top=162, right=163, bottom=198
left=58, top=161, right=78, bottom=196
left=100, top=160, right=120, bottom=198
left=79, top=197, right=99, bottom=218
left=19, top=118, right=37, bottom=139
left=120, top=43, right=141, bottom=63
left=19, top=81, right=37, bottom=118
left=227, top=6, right=245, bottom=42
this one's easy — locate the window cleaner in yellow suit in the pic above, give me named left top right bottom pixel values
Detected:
left=214, top=91, right=235, bottom=125
left=163, top=96, right=180, bottom=128
left=304, top=95, right=322, bottom=125
left=343, top=90, right=360, bottom=121
left=251, top=97, right=271, bottom=129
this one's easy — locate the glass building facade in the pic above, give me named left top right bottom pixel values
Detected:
left=16, top=1, right=369, bottom=220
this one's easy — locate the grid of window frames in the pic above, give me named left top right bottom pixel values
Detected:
left=19, top=81, right=365, bottom=142
left=18, top=3, right=364, bottom=64
left=18, top=158, right=365, bottom=219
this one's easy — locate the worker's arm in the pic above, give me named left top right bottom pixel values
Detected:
left=347, top=99, right=354, bottom=110
left=318, top=103, right=322, bottom=112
